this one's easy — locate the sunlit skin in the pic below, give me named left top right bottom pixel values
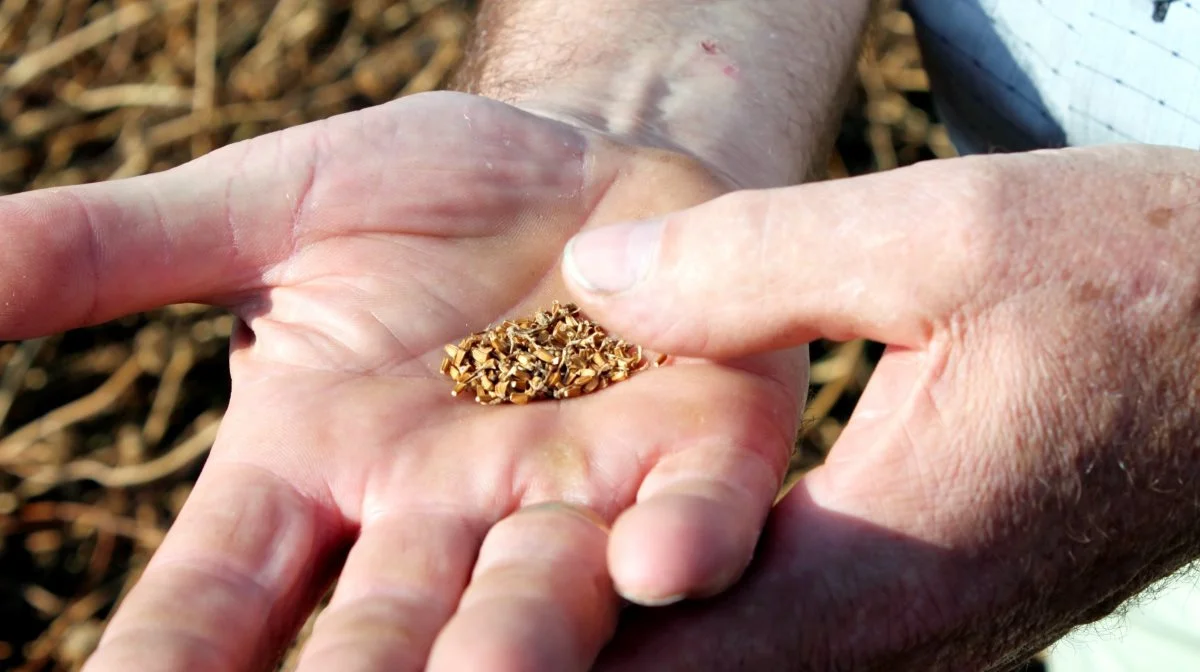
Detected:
left=564, top=145, right=1200, bottom=669
left=0, top=91, right=807, bottom=671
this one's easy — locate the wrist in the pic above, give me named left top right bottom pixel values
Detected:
left=453, top=0, right=870, bottom=189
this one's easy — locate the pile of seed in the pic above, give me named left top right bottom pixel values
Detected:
left=440, top=302, right=663, bottom=405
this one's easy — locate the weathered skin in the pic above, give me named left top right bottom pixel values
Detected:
left=0, top=91, right=808, bottom=672
left=565, top=144, right=1200, bottom=670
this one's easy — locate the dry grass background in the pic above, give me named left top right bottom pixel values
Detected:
left=0, top=1, right=1031, bottom=670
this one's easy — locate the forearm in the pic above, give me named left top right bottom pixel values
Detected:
left=452, top=0, right=872, bottom=188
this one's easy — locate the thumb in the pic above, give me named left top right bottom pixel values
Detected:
left=561, top=171, right=959, bottom=357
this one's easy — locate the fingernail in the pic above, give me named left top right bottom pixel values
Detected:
left=563, top=219, right=663, bottom=294
left=617, top=588, right=687, bottom=607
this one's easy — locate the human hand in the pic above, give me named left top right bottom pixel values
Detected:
left=560, top=145, right=1200, bottom=669
left=0, top=91, right=806, bottom=670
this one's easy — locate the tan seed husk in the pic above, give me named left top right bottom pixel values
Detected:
left=440, top=302, right=664, bottom=405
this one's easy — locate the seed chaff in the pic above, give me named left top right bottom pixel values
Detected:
left=440, top=302, right=664, bottom=405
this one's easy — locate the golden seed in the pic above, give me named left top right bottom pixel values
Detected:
left=440, top=302, right=652, bottom=405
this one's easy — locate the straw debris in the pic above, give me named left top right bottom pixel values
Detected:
left=440, top=302, right=663, bottom=404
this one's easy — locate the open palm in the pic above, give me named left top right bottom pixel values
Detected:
left=1, top=91, right=806, bottom=671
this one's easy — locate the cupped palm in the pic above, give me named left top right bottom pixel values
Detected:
left=0, top=91, right=807, bottom=671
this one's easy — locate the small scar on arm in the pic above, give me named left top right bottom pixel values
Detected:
left=698, top=40, right=738, bottom=78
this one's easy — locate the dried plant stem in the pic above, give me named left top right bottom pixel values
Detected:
left=13, top=502, right=166, bottom=548
left=0, top=0, right=31, bottom=49
left=192, top=0, right=219, bottom=157
left=18, top=588, right=111, bottom=671
left=63, top=83, right=193, bottom=112
left=0, top=357, right=144, bottom=464
left=18, top=414, right=220, bottom=496
left=804, top=340, right=865, bottom=430
left=3, top=0, right=197, bottom=90
left=142, top=337, right=196, bottom=447
left=0, top=337, right=46, bottom=430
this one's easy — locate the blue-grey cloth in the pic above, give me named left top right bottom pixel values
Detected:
left=903, top=0, right=1200, bottom=154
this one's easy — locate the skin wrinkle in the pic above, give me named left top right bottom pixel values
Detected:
left=319, top=587, right=456, bottom=636
left=756, top=189, right=782, bottom=304
left=238, top=311, right=368, bottom=373
left=212, top=145, right=251, bottom=286
left=289, top=145, right=320, bottom=259
left=736, top=361, right=805, bottom=445
left=143, top=183, right=170, bottom=279
left=322, top=574, right=452, bottom=617
left=114, top=472, right=337, bottom=672
left=257, top=283, right=376, bottom=362
left=358, top=121, right=391, bottom=240
left=243, top=235, right=489, bottom=373
left=280, top=126, right=322, bottom=256
left=355, top=427, right=464, bottom=520
left=299, top=614, right=427, bottom=668
left=363, top=303, right=425, bottom=374
left=893, top=401, right=942, bottom=533
left=65, top=189, right=103, bottom=330
left=203, top=456, right=347, bottom=544
left=307, top=242, right=467, bottom=363
left=97, top=623, right=239, bottom=671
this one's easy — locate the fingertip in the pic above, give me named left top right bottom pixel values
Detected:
left=427, top=502, right=619, bottom=672
left=561, top=218, right=665, bottom=297
left=608, top=490, right=761, bottom=606
left=561, top=216, right=711, bottom=357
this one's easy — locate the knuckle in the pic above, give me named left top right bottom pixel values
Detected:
left=907, top=155, right=1023, bottom=327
